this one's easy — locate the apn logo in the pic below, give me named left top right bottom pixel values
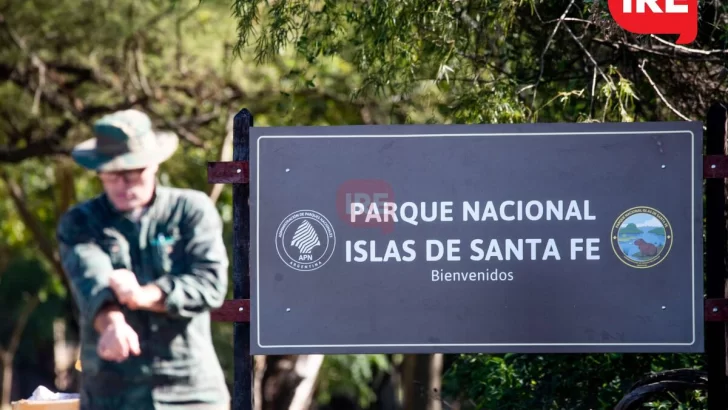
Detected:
left=275, top=210, right=336, bottom=271
left=290, top=220, right=321, bottom=260
left=608, top=0, right=697, bottom=44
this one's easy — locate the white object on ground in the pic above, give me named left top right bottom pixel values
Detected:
left=27, top=386, right=80, bottom=401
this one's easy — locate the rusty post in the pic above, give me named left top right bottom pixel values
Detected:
left=705, top=101, right=728, bottom=410
left=232, top=108, right=253, bottom=410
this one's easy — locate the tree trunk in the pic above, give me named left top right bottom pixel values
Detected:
left=53, top=318, right=78, bottom=392
left=254, top=355, right=266, bottom=410
left=258, top=355, right=324, bottom=410
left=0, top=294, right=40, bottom=409
left=1, top=353, right=13, bottom=410
left=402, top=354, right=443, bottom=410
left=288, top=355, right=324, bottom=410
left=208, top=112, right=234, bottom=205
left=372, top=356, right=400, bottom=410
left=428, top=354, right=443, bottom=410
left=55, top=157, right=77, bottom=221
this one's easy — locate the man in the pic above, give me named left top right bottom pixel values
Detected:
left=56, top=109, right=231, bottom=409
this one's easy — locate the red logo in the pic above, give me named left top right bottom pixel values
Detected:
left=608, top=0, right=697, bottom=44
left=335, top=179, right=396, bottom=234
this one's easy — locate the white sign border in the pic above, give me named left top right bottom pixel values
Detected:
left=255, top=130, right=698, bottom=350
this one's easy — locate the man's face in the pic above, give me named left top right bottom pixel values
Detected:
left=98, top=164, right=158, bottom=211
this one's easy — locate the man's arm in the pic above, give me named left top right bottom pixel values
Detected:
left=111, top=276, right=167, bottom=313
left=57, top=207, right=123, bottom=332
left=152, top=192, right=229, bottom=318
left=132, top=285, right=167, bottom=312
left=94, top=304, right=127, bottom=332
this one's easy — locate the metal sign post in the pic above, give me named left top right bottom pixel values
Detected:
left=232, top=110, right=253, bottom=410
left=207, top=109, right=254, bottom=410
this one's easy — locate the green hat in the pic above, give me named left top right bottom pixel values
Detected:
left=71, top=109, right=179, bottom=172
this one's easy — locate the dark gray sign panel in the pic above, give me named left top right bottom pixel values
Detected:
left=249, top=121, right=704, bottom=354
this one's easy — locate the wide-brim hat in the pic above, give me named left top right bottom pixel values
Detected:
left=71, top=109, right=179, bottom=172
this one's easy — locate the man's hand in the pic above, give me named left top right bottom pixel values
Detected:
left=93, top=305, right=141, bottom=362
left=97, top=320, right=141, bottom=362
left=109, top=269, right=167, bottom=312
left=109, top=269, right=141, bottom=307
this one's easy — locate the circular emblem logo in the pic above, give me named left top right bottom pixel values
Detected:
left=275, top=210, right=336, bottom=271
left=611, top=206, right=673, bottom=269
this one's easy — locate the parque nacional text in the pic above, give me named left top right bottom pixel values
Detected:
left=345, top=199, right=599, bottom=269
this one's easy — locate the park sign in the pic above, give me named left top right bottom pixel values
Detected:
left=248, top=120, right=704, bottom=355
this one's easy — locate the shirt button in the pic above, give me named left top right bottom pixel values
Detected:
left=151, top=324, right=158, bottom=332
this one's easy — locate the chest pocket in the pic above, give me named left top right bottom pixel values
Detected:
left=98, top=229, right=132, bottom=270
left=150, top=227, right=180, bottom=275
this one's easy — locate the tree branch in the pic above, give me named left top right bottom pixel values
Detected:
left=0, top=120, right=72, bottom=164
left=0, top=171, right=66, bottom=280
left=145, top=107, right=215, bottom=147
left=650, top=34, right=728, bottom=56
left=0, top=140, right=70, bottom=164
left=560, top=22, right=636, bottom=120
left=79, top=95, right=149, bottom=120
left=522, top=0, right=576, bottom=106
left=592, top=38, right=726, bottom=62
left=638, top=60, right=693, bottom=121
left=4, top=294, right=40, bottom=360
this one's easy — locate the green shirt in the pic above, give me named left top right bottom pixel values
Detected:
left=57, top=185, right=230, bottom=408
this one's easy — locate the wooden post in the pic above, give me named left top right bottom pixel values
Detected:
left=232, top=108, right=253, bottom=410
left=705, top=101, right=728, bottom=410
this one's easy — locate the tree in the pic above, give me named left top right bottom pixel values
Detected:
left=229, top=0, right=727, bottom=124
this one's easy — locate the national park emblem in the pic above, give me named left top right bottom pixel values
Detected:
left=611, top=206, right=673, bottom=269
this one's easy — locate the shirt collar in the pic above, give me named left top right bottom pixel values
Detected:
left=99, top=184, right=161, bottom=222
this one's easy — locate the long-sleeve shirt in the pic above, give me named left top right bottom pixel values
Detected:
left=56, top=185, right=230, bottom=409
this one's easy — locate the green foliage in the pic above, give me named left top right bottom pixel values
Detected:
left=231, top=0, right=728, bottom=126
left=232, top=0, right=534, bottom=124
left=316, top=354, right=390, bottom=408
left=442, top=353, right=706, bottom=409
